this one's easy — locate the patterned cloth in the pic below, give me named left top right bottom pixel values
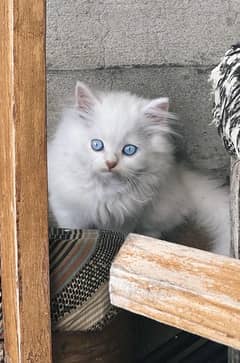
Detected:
left=0, top=228, right=126, bottom=344
left=210, top=42, right=240, bottom=157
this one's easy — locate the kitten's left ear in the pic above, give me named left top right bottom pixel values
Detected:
left=143, top=97, right=169, bottom=121
left=75, top=81, right=98, bottom=112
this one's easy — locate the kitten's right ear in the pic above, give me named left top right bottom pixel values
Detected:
left=75, top=82, right=97, bottom=112
left=143, top=97, right=169, bottom=121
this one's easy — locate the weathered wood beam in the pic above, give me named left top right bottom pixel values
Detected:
left=229, top=158, right=240, bottom=362
left=110, top=234, right=240, bottom=349
left=230, top=159, right=240, bottom=259
left=0, top=0, right=52, bottom=362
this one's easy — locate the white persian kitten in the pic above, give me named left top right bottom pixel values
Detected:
left=48, top=82, right=230, bottom=255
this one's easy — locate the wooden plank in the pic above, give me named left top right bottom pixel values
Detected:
left=110, top=234, right=240, bottom=349
left=0, top=0, right=52, bottom=362
left=229, top=158, right=240, bottom=362
left=230, top=159, right=240, bottom=259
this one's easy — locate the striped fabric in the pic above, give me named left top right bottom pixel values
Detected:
left=0, top=228, right=126, bottom=346
left=50, top=228, right=126, bottom=332
left=210, top=42, right=240, bottom=157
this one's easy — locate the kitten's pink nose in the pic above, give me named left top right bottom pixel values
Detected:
left=106, top=160, right=118, bottom=170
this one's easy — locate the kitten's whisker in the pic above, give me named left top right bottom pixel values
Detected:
left=126, top=176, right=155, bottom=204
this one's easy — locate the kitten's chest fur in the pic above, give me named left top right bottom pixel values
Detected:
left=81, top=180, right=145, bottom=231
left=79, top=173, right=188, bottom=235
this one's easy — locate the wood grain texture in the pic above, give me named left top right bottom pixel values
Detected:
left=230, top=158, right=240, bottom=259
left=110, top=234, right=240, bottom=349
left=0, top=1, right=52, bottom=362
left=229, top=158, right=240, bottom=362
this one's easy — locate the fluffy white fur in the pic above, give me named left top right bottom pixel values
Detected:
left=48, top=82, right=230, bottom=255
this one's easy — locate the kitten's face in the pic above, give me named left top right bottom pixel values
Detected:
left=87, top=127, right=147, bottom=178
left=72, top=82, right=173, bottom=181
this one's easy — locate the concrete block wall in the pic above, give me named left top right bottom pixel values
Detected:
left=47, top=0, right=240, bottom=177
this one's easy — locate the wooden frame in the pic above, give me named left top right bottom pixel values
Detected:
left=0, top=0, right=239, bottom=361
left=229, top=159, right=240, bottom=362
left=110, top=234, right=240, bottom=350
left=0, top=0, right=52, bottom=362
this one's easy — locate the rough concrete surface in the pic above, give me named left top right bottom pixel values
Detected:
left=47, top=0, right=239, bottom=70
left=47, top=66, right=229, bottom=178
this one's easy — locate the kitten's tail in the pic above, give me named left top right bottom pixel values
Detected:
left=182, top=168, right=230, bottom=256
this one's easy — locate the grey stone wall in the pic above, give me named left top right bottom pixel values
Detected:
left=47, top=0, right=240, bottom=177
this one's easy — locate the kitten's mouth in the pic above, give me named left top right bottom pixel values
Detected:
left=99, top=168, right=122, bottom=179
left=102, top=170, right=117, bottom=176
left=101, top=168, right=117, bottom=174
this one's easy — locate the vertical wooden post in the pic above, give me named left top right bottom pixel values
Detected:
left=230, top=159, right=240, bottom=259
left=0, top=0, right=52, bottom=362
left=229, top=158, right=240, bottom=363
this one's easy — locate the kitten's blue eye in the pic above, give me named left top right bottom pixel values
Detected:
left=91, top=139, right=104, bottom=151
left=122, top=144, right=138, bottom=156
